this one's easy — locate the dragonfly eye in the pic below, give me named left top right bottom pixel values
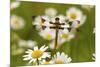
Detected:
left=55, top=17, right=60, bottom=21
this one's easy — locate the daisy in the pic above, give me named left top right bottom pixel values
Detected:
left=45, top=8, right=57, bottom=18
left=11, top=44, right=25, bottom=55
left=66, top=7, right=86, bottom=28
left=71, top=15, right=86, bottom=28
left=10, top=15, right=25, bottom=30
left=23, top=45, right=50, bottom=64
left=27, top=40, right=37, bottom=48
left=10, top=1, right=20, bottom=10
left=39, top=27, right=55, bottom=40
left=18, top=40, right=37, bottom=48
left=53, top=52, right=72, bottom=64
left=32, top=16, right=50, bottom=30
left=59, top=29, right=75, bottom=43
left=66, top=7, right=83, bottom=21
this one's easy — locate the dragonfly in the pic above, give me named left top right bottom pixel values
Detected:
left=32, top=16, right=80, bottom=49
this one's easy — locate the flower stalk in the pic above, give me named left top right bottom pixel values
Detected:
left=37, top=59, right=39, bottom=65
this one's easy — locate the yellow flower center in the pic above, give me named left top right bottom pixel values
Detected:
left=46, top=33, right=52, bottom=40
left=31, top=50, right=43, bottom=58
left=61, top=33, right=68, bottom=38
left=70, top=12, right=77, bottom=20
left=44, top=61, right=50, bottom=65
left=55, top=59, right=64, bottom=64
left=12, top=19, right=19, bottom=26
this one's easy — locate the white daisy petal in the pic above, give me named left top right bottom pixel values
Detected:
left=25, top=51, right=31, bottom=54
left=23, top=55, right=29, bottom=57
left=53, top=52, right=72, bottom=64
left=41, top=52, right=50, bottom=58
left=57, top=52, right=60, bottom=57
left=80, top=15, right=86, bottom=25
left=23, top=57, right=31, bottom=61
left=66, top=57, right=72, bottom=63
left=34, top=46, right=38, bottom=50
left=61, top=52, right=65, bottom=57
left=93, top=53, right=95, bottom=57
left=41, top=46, right=48, bottom=52
left=27, top=49, right=33, bottom=52
left=65, top=55, right=68, bottom=58
left=29, top=59, right=34, bottom=64
left=40, top=45, right=45, bottom=51
left=92, top=57, right=95, bottom=60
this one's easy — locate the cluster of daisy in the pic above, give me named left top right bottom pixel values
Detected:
left=10, top=2, right=95, bottom=65
left=32, top=7, right=86, bottom=49
left=10, top=1, right=25, bottom=30
left=23, top=7, right=87, bottom=65
left=10, top=1, right=27, bottom=55
left=23, top=46, right=95, bottom=65
left=23, top=45, right=72, bottom=65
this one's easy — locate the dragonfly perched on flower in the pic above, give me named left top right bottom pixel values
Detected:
left=32, top=15, right=80, bottom=49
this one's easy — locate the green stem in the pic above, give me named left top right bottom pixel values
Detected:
left=37, top=59, right=39, bottom=65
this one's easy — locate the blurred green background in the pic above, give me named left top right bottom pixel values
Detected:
left=10, top=0, right=95, bottom=66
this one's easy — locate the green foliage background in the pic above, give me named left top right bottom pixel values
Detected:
left=10, top=0, right=95, bottom=66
